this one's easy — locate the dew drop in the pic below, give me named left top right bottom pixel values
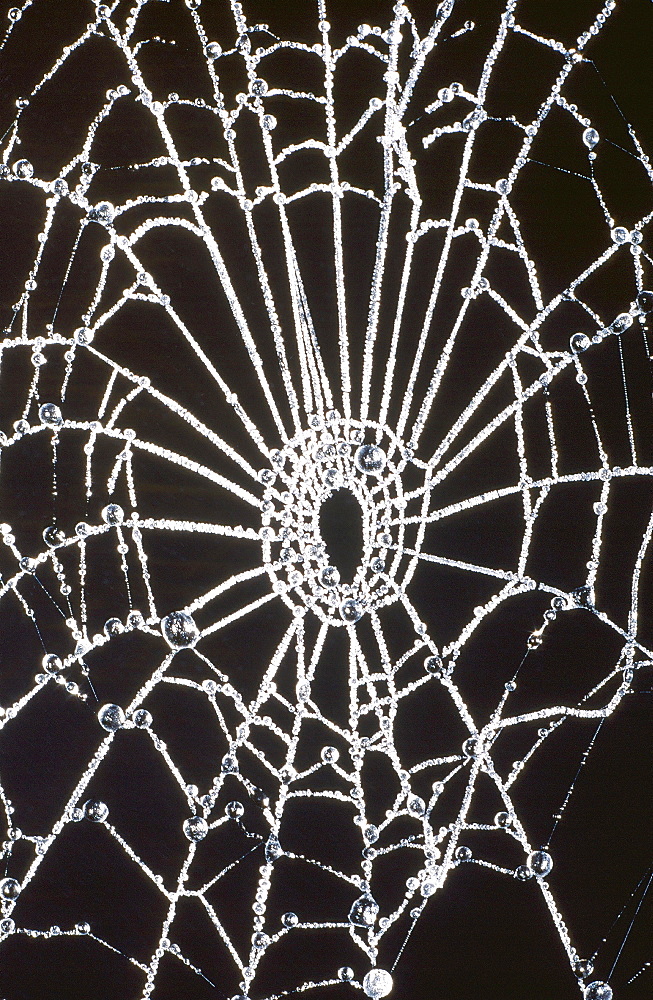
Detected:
left=42, top=653, right=63, bottom=674
left=462, top=736, right=481, bottom=757
left=89, top=201, right=114, bottom=225
left=265, top=833, right=283, bottom=863
left=348, top=893, right=379, bottom=927
left=43, top=525, right=65, bottom=547
left=339, top=598, right=363, bottom=623
left=320, top=565, right=340, bottom=587
left=104, top=617, right=124, bottom=637
left=611, top=312, right=632, bottom=334
left=424, top=655, right=443, bottom=675
left=183, top=815, right=208, bottom=841
left=407, top=795, right=425, bottom=817
left=363, top=969, right=393, bottom=998
left=570, top=332, right=590, bottom=353
left=0, top=877, right=20, bottom=901
left=12, top=159, right=33, bottom=179
left=574, top=959, right=595, bottom=979
left=354, top=444, right=386, bottom=475
left=584, top=984, right=612, bottom=1000
left=161, top=610, right=199, bottom=647
left=101, top=503, right=124, bottom=525
left=582, top=127, right=599, bottom=149
left=132, top=708, right=152, bottom=729
left=84, top=799, right=109, bottom=822
left=611, top=226, right=629, bottom=244
left=571, top=585, right=593, bottom=608
left=98, top=704, right=125, bottom=732
left=281, top=911, right=298, bottom=928
left=39, top=403, right=62, bottom=426
left=527, top=849, right=553, bottom=877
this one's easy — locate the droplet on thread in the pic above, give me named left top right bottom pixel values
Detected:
left=97, top=704, right=125, bottom=732
left=354, top=444, right=386, bottom=475
left=363, top=969, right=393, bottom=998
left=348, top=893, right=379, bottom=927
left=183, top=816, right=208, bottom=842
left=527, top=849, right=553, bottom=877
left=161, top=610, right=199, bottom=647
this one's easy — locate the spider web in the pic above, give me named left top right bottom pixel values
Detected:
left=0, top=1, right=651, bottom=999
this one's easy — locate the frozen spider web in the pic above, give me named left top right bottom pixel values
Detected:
left=0, top=1, right=651, bottom=999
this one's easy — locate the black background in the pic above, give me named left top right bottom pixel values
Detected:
left=0, top=2, right=651, bottom=999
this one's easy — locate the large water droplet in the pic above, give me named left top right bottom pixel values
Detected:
left=42, top=653, right=62, bottom=674
left=12, top=159, right=33, bottom=179
left=265, top=833, right=283, bottom=863
left=98, top=704, right=125, bottom=732
left=570, top=332, right=590, bottom=353
left=39, top=403, right=62, bottom=426
left=43, top=525, right=65, bottom=547
left=183, top=816, right=208, bottom=842
left=84, top=799, right=109, bottom=822
left=104, top=617, right=124, bottom=637
left=89, top=201, right=114, bottom=224
left=348, top=892, right=378, bottom=927
left=584, top=984, right=612, bottom=1000
left=102, top=503, right=124, bottom=525
left=363, top=969, right=393, bottom=998
left=574, top=959, right=594, bottom=979
left=527, top=849, right=553, bottom=877
left=582, top=128, right=599, bottom=149
left=132, top=708, right=152, bottom=729
left=161, top=610, right=199, bottom=647
left=354, top=444, right=386, bottom=475
left=571, top=585, right=593, bottom=608
left=320, top=565, right=340, bottom=587
left=0, top=877, right=20, bottom=901
left=340, top=598, right=363, bottom=623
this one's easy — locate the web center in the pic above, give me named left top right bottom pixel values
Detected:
left=319, top=488, right=364, bottom=583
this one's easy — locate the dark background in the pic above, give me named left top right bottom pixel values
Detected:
left=0, top=2, right=651, bottom=999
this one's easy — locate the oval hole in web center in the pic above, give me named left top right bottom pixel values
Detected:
left=319, top=488, right=364, bottom=583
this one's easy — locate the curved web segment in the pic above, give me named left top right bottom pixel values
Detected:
left=0, top=1, right=651, bottom=999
